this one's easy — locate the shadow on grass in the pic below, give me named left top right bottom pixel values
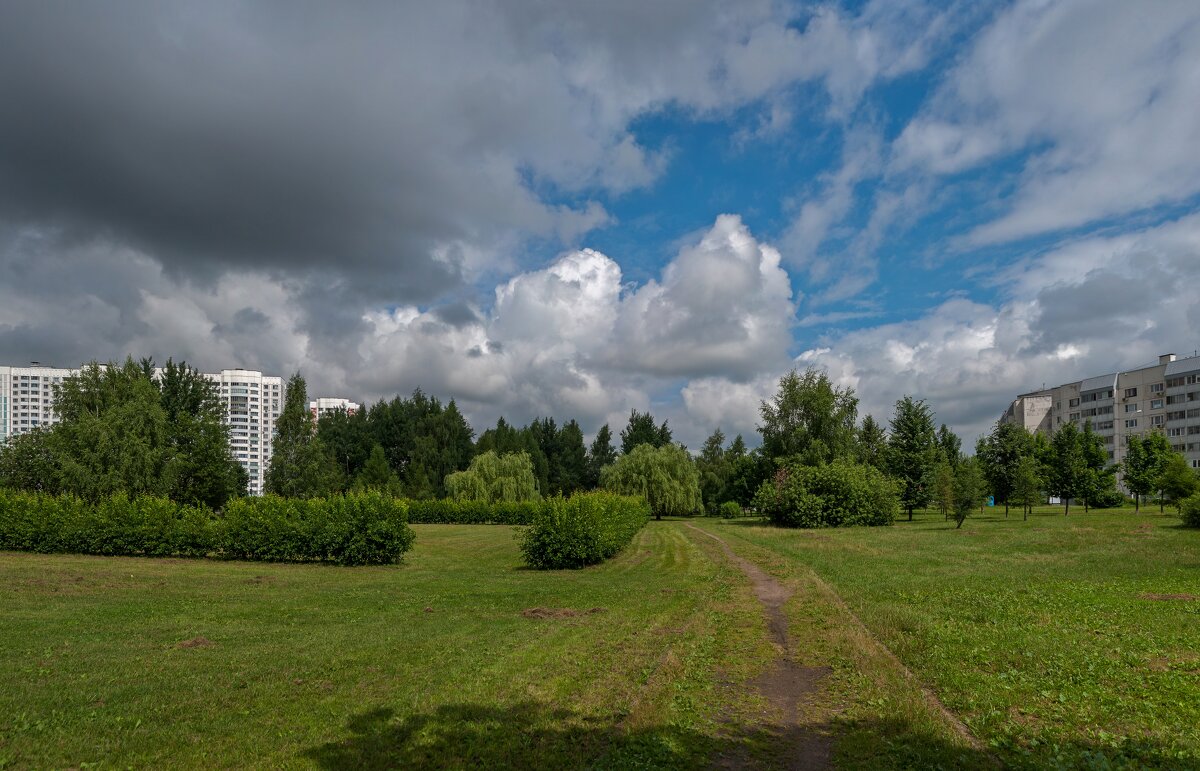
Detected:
left=303, top=700, right=1032, bottom=770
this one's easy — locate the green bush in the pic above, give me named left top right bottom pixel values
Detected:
left=405, top=498, right=540, bottom=525
left=0, top=489, right=413, bottom=565
left=520, top=492, right=650, bottom=569
left=719, top=501, right=743, bottom=518
left=752, top=460, right=898, bottom=528
left=1181, top=494, right=1200, bottom=528
left=1088, top=487, right=1126, bottom=509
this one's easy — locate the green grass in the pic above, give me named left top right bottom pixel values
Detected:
left=0, top=523, right=777, bottom=769
left=700, top=506, right=1200, bottom=769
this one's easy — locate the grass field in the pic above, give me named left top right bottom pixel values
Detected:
left=2, top=509, right=1198, bottom=769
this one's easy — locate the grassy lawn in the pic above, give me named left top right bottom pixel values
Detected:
left=0, top=523, right=779, bottom=769
left=699, top=506, right=1200, bottom=769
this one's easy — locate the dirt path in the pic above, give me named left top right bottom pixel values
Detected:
left=686, top=523, right=833, bottom=770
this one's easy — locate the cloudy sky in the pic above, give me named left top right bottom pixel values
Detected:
left=2, top=0, right=1199, bottom=449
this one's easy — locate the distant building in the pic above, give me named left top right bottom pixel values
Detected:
left=1001, top=353, right=1200, bottom=473
left=309, top=397, right=360, bottom=421
left=0, top=362, right=284, bottom=495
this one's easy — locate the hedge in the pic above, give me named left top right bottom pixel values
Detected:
left=753, top=460, right=898, bottom=528
left=520, top=492, right=650, bottom=569
left=405, top=498, right=540, bottom=525
left=0, top=489, right=414, bottom=565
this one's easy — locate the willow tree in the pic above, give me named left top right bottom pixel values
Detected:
left=601, top=443, right=701, bottom=520
left=445, top=450, right=539, bottom=503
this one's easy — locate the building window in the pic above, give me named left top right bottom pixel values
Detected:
left=1069, top=398, right=1080, bottom=408
left=1150, top=415, right=1165, bottom=427
left=1151, top=383, right=1165, bottom=394
left=1151, top=399, right=1164, bottom=410
left=1125, top=403, right=1139, bottom=413
left=1125, top=387, right=1138, bottom=398
left=1125, top=419, right=1138, bottom=428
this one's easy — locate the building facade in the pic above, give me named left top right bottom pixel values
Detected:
left=309, top=397, right=360, bottom=421
left=0, top=364, right=73, bottom=444
left=1002, top=353, right=1200, bottom=474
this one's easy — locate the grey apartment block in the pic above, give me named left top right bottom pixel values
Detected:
left=1001, top=353, right=1200, bottom=482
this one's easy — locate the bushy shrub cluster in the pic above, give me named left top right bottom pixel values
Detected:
left=520, top=492, right=649, bottom=569
left=753, top=460, right=898, bottom=528
left=0, top=489, right=413, bottom=565
left=1181, top=493, right=1200, bottom=528
left=406, top=498, right=540, bottom=525
left=1088, top=487, right=1126, bottom=509
left=719, top=501, right=744, bottom=518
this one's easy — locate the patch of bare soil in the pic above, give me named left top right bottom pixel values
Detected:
left=520, top=607, right=607, bottom=619
left=176, top=636, right=215, bottom=649
left=1140, top=592, right=1198, bottom=601
left=686, top=524, right=833, bottom=770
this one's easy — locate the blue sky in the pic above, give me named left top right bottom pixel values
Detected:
left=2, top=0, right=1199, bottom=448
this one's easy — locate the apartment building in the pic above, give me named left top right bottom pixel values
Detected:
left=0, top=363, right=285, bottom=495
left=309, top=397, right=360, bottom=420
left=1002, top=353, right=1200, bottom=473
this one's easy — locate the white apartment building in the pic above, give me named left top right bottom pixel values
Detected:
left=0, top=363, right=286, bottom=496
left=1002, top=353, right=1200, bottom=475
left=309, top=397, right=360, bottom=421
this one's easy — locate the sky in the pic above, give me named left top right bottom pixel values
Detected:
left=2, top=0, right=1200, bottom=450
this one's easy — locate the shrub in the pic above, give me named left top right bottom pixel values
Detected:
left=1088, top=487, right=1126, bottom=509
left=719, top=501, right=743, bottom=518
left=1181, top=494, right=1200, bottom=528
left=0, top=489, right=413, bottom=565
left=752, top=460, right=898, bottom=528
left=405, top=498, right=540, bottom=525
left=520, top=492, right=650, bottom=569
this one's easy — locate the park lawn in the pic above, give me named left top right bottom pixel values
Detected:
left=0, top=523, right=778, bottom=769
left=699, top=506, right=1200, bottom=769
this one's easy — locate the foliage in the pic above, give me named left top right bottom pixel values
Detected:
left=0, top=358, right=245, bottom=507
left=696, top=428, right=741, bottom=513
left=352, top=444, right=404, bottom=496
left=1047, top=422, right=1087, bottom=514
left=600, top=443, right=701, bottom=520
left=932, top=460, right=956, bottom=520
left=856, top=415, right=888, bottom=469
left=936, top=424, right=961, bottom=468
left=264, top=373, right=344, bottom=498
left=519, top=493, right=650, bottom=569
left=1158, top=453, right=1199, bottom=511
left=1012, top=454, right=1044, bottom=520
left=726, top=448, right=771, bottom=507
left=1123, top=432, right=1171, bottom=512
left=885, top=395, right=939, bottom=519
left=445, top=451, right=540, bottom=503
left=585, top=424, right=618, bottom=488
left=363, top=391, right=475, bottom=498
left=951, top=457, right=985, bottom=529
left=405, top=498, right=541, bottom=525
left=752, top=460, right=898, bottom=528
left=719, top=501, right=743, bottom=518
left=1181, top=493, right=1200, bottom=527
left=0, top=489, right=413, bottom=565
left=975, top=421, right=1032, bottom=514
left=759, top=368, right=858, bottom=466
left=619, top=409, right=672, bottom=454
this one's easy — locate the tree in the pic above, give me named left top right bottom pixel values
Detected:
left=696, top=428, right=734, bottom=513
left=318, top=407, right=373, bottom=482
left=975, top=421, right=1032, bottom=516
left=620, top=409, right=672, bottom=454
left=937, top=424, right=962, bottom=468
left=1158, top=452, right=1198, bottom=511
left=601, top=444, right=701, bottom=520
left=952, top=457, right=986, bottom=529
left=886, top=396, right=939, bottom=520
left=1123, top=433, right=1170, bottom=512
left=0, top=429, right=60, bottom=494
left=1047, top=422, right=1086, bottom=515
left=857, top=415, right=888, bottom=470
left=727, top=448, right=772, bottom=508
left=1012, top=454, right=1043, bottom=521
left=933, top=460, right=956, bottom=520
left=585, top=424, right=618, bottom=488
left=353, top=444, right=403, bottom=495
left=555, top=420, right=588, bottom=495
left=264, top=373, right=343, bottom=498
left=1078, top=420, right=1115, bottom=513
left=759, top=368, right=858, bottom=465
left=445, top=451, right=539, bottom=503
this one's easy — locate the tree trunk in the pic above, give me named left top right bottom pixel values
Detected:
left=1064, top=498, right=1070, bottom=516
left=1023, top=504, right=1028, bottom=522
left=908, top=507, right=913, bottom=521
left=956, top=517, right=964, bottom=529
left=1135, top=494, right=1140, bottom=513
left=1004, top=501, right=1009, bottom=517
left=1160, top=491, right=1164, bottom=513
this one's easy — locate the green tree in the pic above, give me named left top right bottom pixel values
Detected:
left=555, top=420, right=588, bottom=495
left=727, top=448, right=771, bottom=508
left=857, top=415, right=888, bottom=469
left=585, top=424, right=618, bottom=488
left=1078, top=420, right=1115, bottom=513
left=317, top=406, right=373, bottom=482
left=976, top=421, right=1033, bottom=516
left=1123, top=433, right=1170, bottom=512
left=696, top=428, right=734, bottom=513
left=952, top=457, right=986, bottom=529
left=886, top=396, right=939, bottom=520
left=1048, top=422, right=1086, bottom=515
left=937, top=424, right=962, bottom=468
left=932, top=460, right=956, bottom=520
left=353, top=444, right=403, bottom=495
left=620, top=409, right=672, bottom=454
left=264, top=373, right=343, bottom=498
left=445, top=450, right=540, bottom=503
left=601, top=443, right=701, bottom=520
left=759, top=368, right=858, bottom=465
left=0, top=428, right=60, bottom=493
left=1012, top=453, right=1043, bottom=521
left=1157, top=452, right=1198, bottom=511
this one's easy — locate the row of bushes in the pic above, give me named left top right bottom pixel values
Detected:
left=406, top=498, right=540, bottom=525
left=520, top=493, right=650, bottom=569
left=0, top=490, right=414, bottom=565
left=753, top=460, right=898, bottom=528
